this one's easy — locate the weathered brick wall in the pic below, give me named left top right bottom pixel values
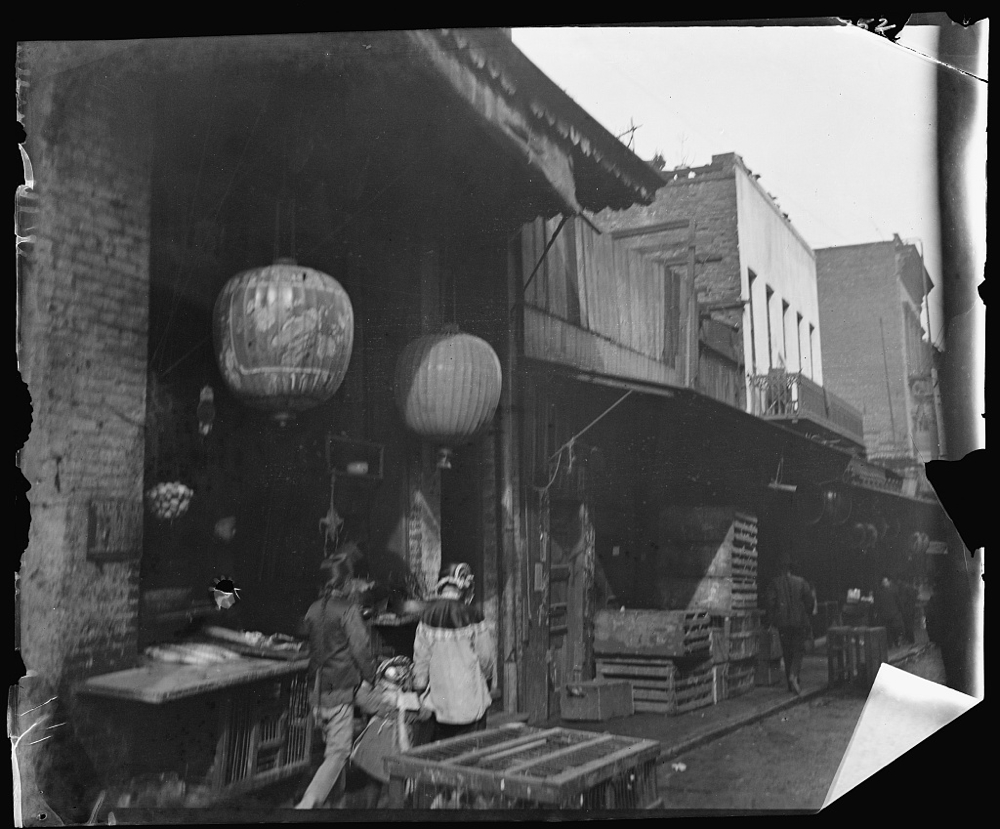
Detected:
left=18, top=42, right=152, bottom=769
left=598, top=155, right=742, bottom=306
left=815, top=243, right=911, bottom=460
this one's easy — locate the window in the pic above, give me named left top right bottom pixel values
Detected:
left=747, top=270, right=758, bottom=372
left=796, top=313, right=804, bottom=373
left=808, top=323, right=816, bottom=378
left=781, top=300, right=790, bottom=368
left=765, top=286, right=775, bottom=370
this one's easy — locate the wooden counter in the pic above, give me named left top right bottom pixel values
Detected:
left=77, top=656, right=310, bottom=705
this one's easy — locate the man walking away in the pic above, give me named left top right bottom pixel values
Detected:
left=296, top=558, right=377, bottom=809
left=874, top=574, right=905, bottom=648
left=765, top=556, right=816, bottom=696
left=413, top=563, right=496, bottom=741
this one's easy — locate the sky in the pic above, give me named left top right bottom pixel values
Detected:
left=511, top=23, right=985, bottom=350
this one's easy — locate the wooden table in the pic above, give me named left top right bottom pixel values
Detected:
left=78, top=657, right=309, bottom=705
left=78, top=657, right=313, bottom=799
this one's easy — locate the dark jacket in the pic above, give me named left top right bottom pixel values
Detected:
left=874, top=583, right=904, bottom=631
left=301, top=590, right=377, bottom=707
left=765, top=572, right=816, bottom=630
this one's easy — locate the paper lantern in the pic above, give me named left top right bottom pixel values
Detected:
left=213, top=260, right=354, bottom=424
left=395, top=327, right=502, bottom=467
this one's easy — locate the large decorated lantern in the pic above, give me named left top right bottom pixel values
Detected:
left=213, top=260, right=354, bottom=425
left=394, top=326, right=502, bottom=468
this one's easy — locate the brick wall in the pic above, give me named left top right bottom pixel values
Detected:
left=597, top=155, right=742, bottom=306
left=19, top=42, right=152, bottom=746
left=815, top=243, right=911, bottom=460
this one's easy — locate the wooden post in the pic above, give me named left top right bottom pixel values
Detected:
left=501, top=232, right=524, bottom=712
left=685, top=221, right=699, bottom=387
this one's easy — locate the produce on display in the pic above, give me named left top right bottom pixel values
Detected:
left=144, top=642, right=242, bottom=665
left=145, top=482, right=194, bottom=521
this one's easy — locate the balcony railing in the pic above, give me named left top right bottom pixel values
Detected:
left=749, top=370, right=864, bottom=448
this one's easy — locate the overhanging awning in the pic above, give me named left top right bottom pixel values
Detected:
left=406, top=29, right=664, bottom=216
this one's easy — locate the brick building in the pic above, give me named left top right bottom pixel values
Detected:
left=15, top=32, right=663, bottom=819
left=815, top=236, right=945, bottom=484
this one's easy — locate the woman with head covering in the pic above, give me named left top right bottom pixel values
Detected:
left=412, top=563, right=496, bottom=742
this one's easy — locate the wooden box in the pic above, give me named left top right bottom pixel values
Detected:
left=724, top=658, right=757, bottom=699
left=385, top=724, right=661, bottom=809
left=827, top=626, right=889, bottom=690
left=711, top=664, right=727, bottom=703
left=560, top=680, right=634, bottom=721
left=710, top=630, right=729, bottom=664
left=595, top=609, right=711, bottom=658
left=596, top=656, right=714, bottom=715
left=710, top=610, right=763, bottom=638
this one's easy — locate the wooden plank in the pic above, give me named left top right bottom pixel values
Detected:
left=548, top=216, right=568, bottom=320
left=504, top=733, right=615, bottom=775
left=549, top=738, right=661, bottom=790
left=76, top=658, right=309, bottom=705
left=573, top=218, right=589, bottom=329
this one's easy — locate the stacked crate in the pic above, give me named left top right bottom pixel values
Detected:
left=655, top=508, right=759, bottom=612
left=709, top=610, right=763, bottom=701
left=594, top=609, right=714, bottom=714
left=754, top=626, right=784, bottom=686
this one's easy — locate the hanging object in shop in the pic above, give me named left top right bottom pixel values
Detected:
left=213, top=259, right=354, bottom=425
left=145, top=482, right=194, bottom=522
left=394, top=325, right=502, bottom=469
left=197, top=385, right=215, bottom=437
left=907, top=531, right=931, bottom=556
left=794, top=482, right=851, bottom=526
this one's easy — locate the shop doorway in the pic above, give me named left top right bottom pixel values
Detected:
left=546, top=498, right=595, bottom=719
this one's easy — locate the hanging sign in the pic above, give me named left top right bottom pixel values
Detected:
left=87, top=498, right=143, bottom=561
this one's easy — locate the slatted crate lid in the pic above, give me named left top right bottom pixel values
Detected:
left=386, top=724, right=660, bottom=806
left=595, top=609, right=711, bottom=658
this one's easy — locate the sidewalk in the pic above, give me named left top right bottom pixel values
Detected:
left=489, top=640, right=930, bottom=765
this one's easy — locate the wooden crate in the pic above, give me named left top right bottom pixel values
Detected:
left=710, top=629, right=759, bottom=664
left=596, top=657, right=714, bottom=715
left=710, top=610, right=763, bottom=638
left=560, top=680, right=634, bottom=722
left=664, top=539, right=757, bottom=580
left=711, top=664, right=727, bottom=703
left=659, top=506, right=757, bottom=544
left=827, top=627, right=889, bottom=690
left=726, top=630, right=759, bottom=661
left=709, top=630, right=729, bottom=664
left=724, top=658, right=757, bottom=699
left=658, top=577, right=757, bottom=612
left=595, top=609, right=711, bottom=658
left=385, top=724, right=661, bottom=809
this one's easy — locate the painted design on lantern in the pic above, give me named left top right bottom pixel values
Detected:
left=214, top=264, right=354, bottom=419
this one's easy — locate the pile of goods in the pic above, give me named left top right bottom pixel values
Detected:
left=202, top=626, right=306, bottom=660
left=594, top=608, right=714, bottom=714
left=145, top=482, right=194, bottom=521
left=144, top=642, right=242, bottom=665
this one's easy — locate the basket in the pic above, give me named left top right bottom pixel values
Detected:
left=385, top=724, right=661, bottom=809
left=145, top=482, right=194, bottom=521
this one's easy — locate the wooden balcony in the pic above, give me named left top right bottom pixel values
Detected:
left=749, top=370, right=865, bottom=451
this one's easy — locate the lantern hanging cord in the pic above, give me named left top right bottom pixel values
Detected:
left=536, top=390, right=634, bottom=493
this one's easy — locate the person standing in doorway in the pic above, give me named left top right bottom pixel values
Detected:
left=295, top=557, right=377, bottom=809
left=413, top=563, right=496, bottom=741
left=764, top=556, right=816, bottom=696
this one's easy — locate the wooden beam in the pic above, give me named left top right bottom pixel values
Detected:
left=610, top=219, right=692, bottom=240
